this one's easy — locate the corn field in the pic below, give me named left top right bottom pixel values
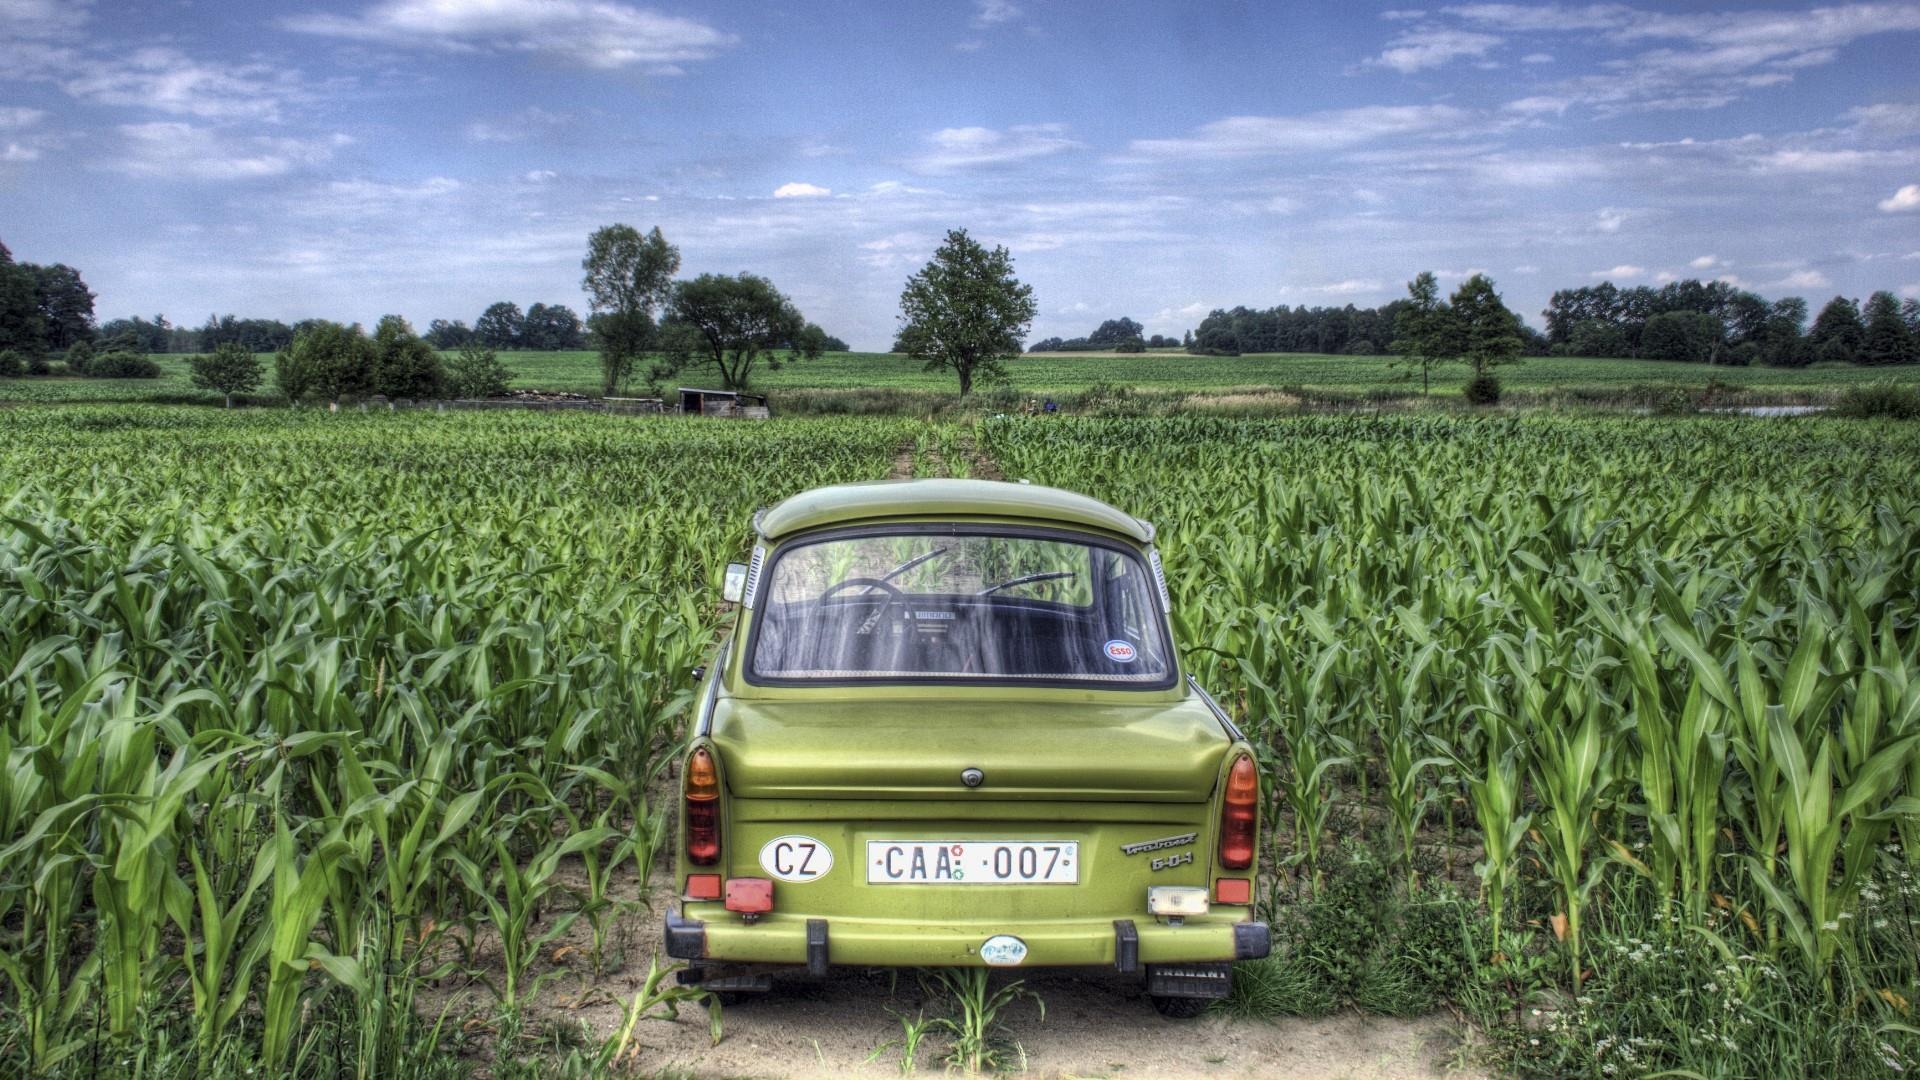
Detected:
left=0, top=407, right=916, bottom=1076
left=5, top=405, right=1920, bottom=1077
left=985, top=413, right=1920, bottom=1071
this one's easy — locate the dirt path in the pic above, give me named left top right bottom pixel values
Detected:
left=887, top=437, right=917, bottom=480
left=445, top=843, right=1478, bottom=1079
left=621, top=968, right=1474, bottom=1079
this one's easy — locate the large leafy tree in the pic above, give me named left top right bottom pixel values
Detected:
left=190, top=342, right=263, bottom=407
left=31, top=264, right=95, bottom=350
left=1860, top=291, right=1915, bottom=365
left=520, top=303, right=585, bottom=350
left=1809, top=296, right=1865, bottom=363
left=0, top=240, right=47, bottom=355
left=372, top=315, right=446, bottom=399
left=896, top=228, right=1036, bottom=396
left=1449, top=274, right=1524, bottom=375
left=474, top=302, right=524, bottom=349
left=582, top=224, right=679, bottom=395
left=658, top=273, right=818, bottom=391
left=276, top=321, right=373, bottom=405
left=1088, top=316, right=1145, bottom=352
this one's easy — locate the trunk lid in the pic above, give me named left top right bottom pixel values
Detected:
left=708, top=695, right=1230, bottom=803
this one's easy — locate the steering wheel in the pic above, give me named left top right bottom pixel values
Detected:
left=819, top=576, right=905, bottom=636
left=820, top=576, right=905, bottom=600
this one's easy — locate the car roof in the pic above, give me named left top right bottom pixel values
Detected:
left=753, top=478, right=1155, bottom=543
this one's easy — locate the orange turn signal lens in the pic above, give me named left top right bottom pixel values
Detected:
left=1215, top=878, right=1251, bottom=905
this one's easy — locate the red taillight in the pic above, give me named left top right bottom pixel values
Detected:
left=1219, top=753, right=1258, bottom=870
left=685, top=873, right=721, bottom=900
left=1215, top=877, right=1251, bottom=905
left=686, top=748, right=720, bottom=866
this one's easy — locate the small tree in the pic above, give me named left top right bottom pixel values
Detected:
left=1860, top=291, right=1914, bottom=365
left=896, top=228, right=1037, bottom=396
left=1391, top=271, right=1459, bottom=395
left=0, top=349, right=22, bottom=377
left=1449, top=274, right=1523, bottom=403
left=190, top=342, right=263, bottom=407
left=64, top=338, right=94, bottom=375
left=445, top=341, right=515, bottom=399
left=657, top=273, right=818, bottom=391
left=582, top=224, right=679, bottom=395
left=276, top=321, right=372, bottom=406
left=372, top=315, right=446, bottom=399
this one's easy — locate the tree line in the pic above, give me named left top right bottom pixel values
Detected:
left=1544, top=280, right=1920, bottom=366
left=1026, top=317, right=1181, bottom=353
left=1180, top=275, right=1920, bottom=366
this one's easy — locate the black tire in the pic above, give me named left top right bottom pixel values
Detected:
left=1151, top=995, right=1210, bottom=1019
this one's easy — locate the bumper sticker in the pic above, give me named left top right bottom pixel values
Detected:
left=980, top=934, right=1029, bottom=967
left=759, top=835, right=833, bottom=882
left=1104, top=639, right=1137, bottom=663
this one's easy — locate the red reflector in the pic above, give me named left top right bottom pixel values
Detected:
left=685, top=874, right=721, bottom=900
left=724, top=877, right=774, bottom=914
left=1215, top=878, right=1251, bottom=905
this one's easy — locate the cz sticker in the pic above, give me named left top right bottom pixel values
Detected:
left=980, top=935, right=1029, bottom=967
left=759, top=835, right=833, bottom=882
left=1104, top=639, right=1137, bottom=664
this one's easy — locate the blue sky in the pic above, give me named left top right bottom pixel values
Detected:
left=2, top=1, right=1917, bottom=350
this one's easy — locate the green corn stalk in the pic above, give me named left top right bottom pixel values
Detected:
left=1526, top=690, right=1617, bottom=991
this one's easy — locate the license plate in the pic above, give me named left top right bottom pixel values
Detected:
left=866, top=841, right=1079, bottom=884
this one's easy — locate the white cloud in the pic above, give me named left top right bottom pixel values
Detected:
left=1521, top=51, right=1554, bottom=63
left=1438, top=3, right=1920, bottom=115
left=466, top=107, right=575, bottom=143
left=1689, top=254, right=1722, bottom=269
left=1594, top=206, right=1629, bottom=232
left=1505, top=95, right=1572, bottom=115
left=1369, top=28, right=1502, bottom=72
left=972, top=0, right=1021, bottom=28
left=1592, top=264, right=1645, bottom=279
left=0, top=107, right=46, bottom=128
left=524, top=169, right=556, bottom=182
left=1286, top=279, right=1384, bottom=296
left=1848, top=103, right=1920, bottom=135
left=1130, top=105, right=1470, bottom=157
left=285, top=0, right=735, bottom=72
left=1880, top=184, right=1920, bottom=212
left=1773, top=269, right=1831, bottom=289
left=1902, top=284, right=1920, bottom=298
left=111, top=122, right=349, bottom=181
left=62, top=47, right=304, bottom=121
left=1758, top=148, right=1906, bottom=173
left=773, top=181, right=831, bottom=198
left=910, top=124, right=1079, bottom=172
left=324, top=177, right=461, bottom=199
left=3, top=142, right=40, bottom=162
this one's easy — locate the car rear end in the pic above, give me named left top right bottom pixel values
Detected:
left=662, top=485, right=1269, bottom=1010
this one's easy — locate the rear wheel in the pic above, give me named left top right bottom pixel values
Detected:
left=1150, top=994, right=1210, bottom=1019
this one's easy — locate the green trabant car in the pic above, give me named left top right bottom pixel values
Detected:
left=664, top=478, right=1269, bottom=1016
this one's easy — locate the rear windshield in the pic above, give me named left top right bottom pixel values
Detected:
left=747, top=528, right=1175, bottom=686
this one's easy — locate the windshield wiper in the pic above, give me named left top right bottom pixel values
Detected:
left=977, top=570, right=1077, bottom=596
left=833, top=545, right=952, bottom=595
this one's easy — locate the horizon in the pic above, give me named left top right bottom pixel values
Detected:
left=2, top=1, right=1918, bottom=350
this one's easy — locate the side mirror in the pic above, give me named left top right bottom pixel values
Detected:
left=722, top=562, right=748, bottom=604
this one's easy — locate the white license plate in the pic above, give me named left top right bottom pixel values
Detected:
left=866, top=841, right=1079, bottom=884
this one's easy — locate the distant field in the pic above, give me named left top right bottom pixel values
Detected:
left=4, top=349, right=1917, bottom=405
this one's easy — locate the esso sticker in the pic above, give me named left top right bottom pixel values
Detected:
left=980, top=935, right=1029, bottom=967
left=1104, top=639, right=1137, bottom=664
left=759, top=835, right=833, bottom=882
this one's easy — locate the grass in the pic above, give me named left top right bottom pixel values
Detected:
left=4, top=348, right=1917, bottom=407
